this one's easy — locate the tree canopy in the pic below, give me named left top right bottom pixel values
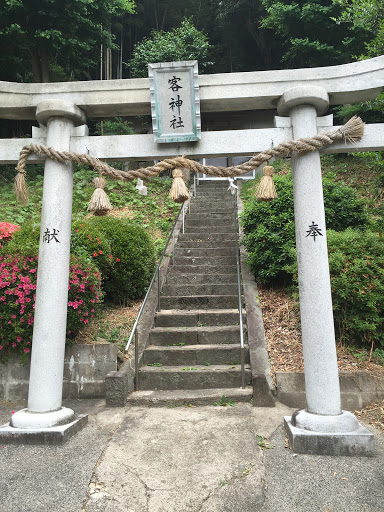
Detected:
left=260, top=0, right=375, bottom=67
left=129, top=18, right=211, bottom=78
left=0, top=0, right=381, bottom=83
left=0, top=0, right=135, bottom=82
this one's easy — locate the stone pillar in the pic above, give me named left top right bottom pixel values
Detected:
left=277, top=87, right=374, bottom=456
left=9, top=100, right=88, bottom=434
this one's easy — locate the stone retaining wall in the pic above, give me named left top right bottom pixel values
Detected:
left=0, top=343, right=117, bottom=402
left=276, top=371, right=384, bottom=410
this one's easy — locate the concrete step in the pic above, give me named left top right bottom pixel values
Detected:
left=189, top=206, right=234, bottom=214
left=138, top=364, right=252, bottom=390
left=125, top=387, right=254, bottom=407
left=162, top=283, right=239, bottom=296
left=154, top=309, right=246, bottom=327
left=165, top=273, right=237, bottom=285
left=185, top=219, right=235, bottom=228
left=177, top=233, right=236, bottom=242
left=143, top=344, right=249, bottom=366
left=176, top=240, right=237, bottom=249
left=191, top=199, right=234, bottom=207
left=195, top=192, right=232, bottom=198
left=185, top=225, right=237, bottom=234
left=160, top=295, right=240, bottom=309
left=167, top=264, right=237, bottom=275
left=186, top=212, right=234, bottom=220
left=149, top=325, right=245, bottom=345
left=173, top=256, right=236, bottom=266
left=175, top=247, right=235, bottom=258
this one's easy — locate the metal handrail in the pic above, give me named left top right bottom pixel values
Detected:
left=125, top=185, right=194, bottom=390
left=234, top=190, right=246, bottom=389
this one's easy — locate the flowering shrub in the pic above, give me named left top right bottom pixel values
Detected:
left=0, top=222, right=20, bottom=250
left=66, top=255, right=103, bottom=338
left=0, top=253, right=102, bottom=362
left=71, top=220, right=114, bottom=279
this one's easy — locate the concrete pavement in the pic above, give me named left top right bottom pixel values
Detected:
left=0, top=399, right=383, bottom=512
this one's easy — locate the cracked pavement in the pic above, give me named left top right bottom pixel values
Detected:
left=1, top=399, right=383, bottom=512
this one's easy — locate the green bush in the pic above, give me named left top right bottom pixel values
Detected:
left=241, top=172, right=369, bottom=284
left=327, top=229, right=384, bottom=348
left=286, top=229, right=384, bottom=348
left=71, top=220, right=113, bottom=279
left=2, top=222, right=40, bottom=256
left=87, top=216, right=156, bottom=304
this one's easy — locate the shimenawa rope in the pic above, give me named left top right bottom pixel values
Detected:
left=14, top=116, right=364, bottom=208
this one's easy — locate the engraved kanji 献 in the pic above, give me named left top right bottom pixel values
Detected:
left=43, top=228, right=60, bottom=243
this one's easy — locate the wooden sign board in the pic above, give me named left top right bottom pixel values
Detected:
left=148, top=61, right=201, bottom=143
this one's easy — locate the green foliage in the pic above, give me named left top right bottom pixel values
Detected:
left=94, top=117, right=134, bottom=136
left=332, top=0, right=384, bottom=58
left=0, top=0, right=135, bottom=82
left=241, top=171, right=369, bottom=284
left=70, top=220, right=114, bottom=279
left=327, top=229, right=384, bottom=347
left=260, top=0, right=374, bottom=67
left=3, top=222, right=40, bottom=256
left=241, top=174, right=296, bottom=284
left=87, top=216, right=156, bottom=304
left=129, top=18, right=211, bottom=78
left=288, top=228, right=384, bottom=348
left=333, top=92, right=384, bottom=124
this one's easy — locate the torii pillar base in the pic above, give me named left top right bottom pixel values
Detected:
left=0, top=414, right=88, bottom=446
left=284, top=411, right=375, bottom=457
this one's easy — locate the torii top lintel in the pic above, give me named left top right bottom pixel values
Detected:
left=0, top=56, right=383, bottom=121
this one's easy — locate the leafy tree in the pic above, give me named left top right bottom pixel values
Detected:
left=129, top=18, right=211, bottom=78
left=260, top=0, right=374, bottom=67
left=331, top=1, right=384, bottom=124
left=0, top=0, right=135, bottom=83
left=332, top=0, right=384, bottom=57
left=213, top=0, right=284, bottom=72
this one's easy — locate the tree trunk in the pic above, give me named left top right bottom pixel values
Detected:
left=30, top=48, right=42, bottom=83
left=29, top=47, right=50, bottom=83
left=39, top=47, right=50, bottom=83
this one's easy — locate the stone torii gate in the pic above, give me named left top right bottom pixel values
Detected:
left=1, top=56, right=384, bottom=453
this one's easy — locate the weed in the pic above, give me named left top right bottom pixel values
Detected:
left=214, top=395, right=235, bottom=407
left=172, top=342, right=186, bottom=346
left=372, top=348, right=384, bottom=364
left=204, top=361, right=211, bottom=366
left=181, top=367, right=198, bottom=371
left=256, top=435, right=271, bottom=449
left=147, top=362, right=163, bottom=367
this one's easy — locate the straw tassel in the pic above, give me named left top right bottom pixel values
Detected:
left=256, top=165, right=278, bottom=201
left=338, top=115, right=365, bottom=143
left=170, top=168, right=190, bottom=203
left=88, top=177, right=113, bottom=216
left=14, top=168, right=29, bottom=204
left=14, top=147, right=31, bottom=204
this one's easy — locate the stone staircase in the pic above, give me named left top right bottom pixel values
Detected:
left=126, top=181, right=253, bottom=406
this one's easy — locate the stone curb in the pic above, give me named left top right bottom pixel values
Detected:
left=276, top=370, right=384, bottom=410
left=237, top=184, right=276, bottom=407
